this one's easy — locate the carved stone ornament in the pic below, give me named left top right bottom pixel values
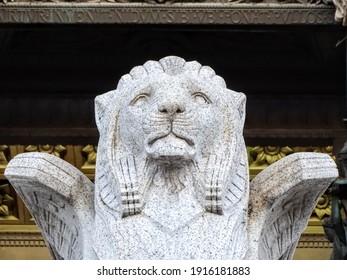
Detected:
left=0, top=3, right=337, bottom=25
left=5, top=56, right=338, bottom=260
left=333, top=0, right=347, bottom=24
left=0, top=0, right=329, bottom=4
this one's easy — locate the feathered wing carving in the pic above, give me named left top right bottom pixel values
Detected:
left=4, top=152, right=96, bottom=260
left=246, top=152, right=338, bottom=260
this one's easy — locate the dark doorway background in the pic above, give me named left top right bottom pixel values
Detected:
left=0, top=24, right=345, bottom=148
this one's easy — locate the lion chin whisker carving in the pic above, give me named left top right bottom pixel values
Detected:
left=173, top=123, right=199, bottom=129
left=142, top=115, right=171, bottom=134
left=142, top=123, right=170, bottom=135
left=5, top=56, right=338, bottom=260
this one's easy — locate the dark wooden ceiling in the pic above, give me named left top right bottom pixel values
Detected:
left=0, top=24, right=345, bottom=147
left=0, top=25, right=345, bottom=95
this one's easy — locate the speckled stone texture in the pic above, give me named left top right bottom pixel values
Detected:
left=5, top=56, right=338, bottom=259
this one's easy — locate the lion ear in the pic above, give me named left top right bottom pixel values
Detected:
left=229, top=91, right=246, bottom=128
left=94, top=90, right=115, bottom=132
left=236, top=92, right=246, bottom=126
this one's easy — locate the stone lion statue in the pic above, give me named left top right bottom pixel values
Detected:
left=5, top=56, right=337, bottom=259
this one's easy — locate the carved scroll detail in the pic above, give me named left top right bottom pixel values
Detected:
left=81, top=145, right=97, bottom=169
left=0, top=184, right=14, bottom=217
left=314, top=194, right=331, bottom=220
left=249, top=146, right=293, bottom=167
left=248, top=146, right=336, bottom=172
left=333, top=0, right=347, bottom=25
left=0, top=145, right=9, bottom=168
left=25, top=145, right=67, bottom=158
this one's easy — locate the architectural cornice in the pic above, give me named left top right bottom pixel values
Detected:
left=0, top=2, right=338, bottom=25
left=296, top=234, right=332, bottom=249
left=0, top=226, right=46, bottom=247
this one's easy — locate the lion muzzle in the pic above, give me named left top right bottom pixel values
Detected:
left=145, top=133, right=196, bottom=162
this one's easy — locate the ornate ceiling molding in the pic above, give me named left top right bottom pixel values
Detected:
left=333, top=0, right=347, bottom=24
left=0, top=1, right=339, bottom=25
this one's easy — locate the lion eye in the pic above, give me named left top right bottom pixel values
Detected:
left=131, top=93, right=149, bottom=106
left=192, top=92, right=211, bottom=105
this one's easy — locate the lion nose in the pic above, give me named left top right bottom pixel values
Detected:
left=158, top=101, right=186, bottom=116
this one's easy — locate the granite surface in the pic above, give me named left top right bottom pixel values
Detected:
left=5, top=56, right=338, bottom=259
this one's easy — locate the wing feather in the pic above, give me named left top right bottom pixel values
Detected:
left=247, top=152, right=337, bottom=259
left=5, top=152, right=96, bottom=259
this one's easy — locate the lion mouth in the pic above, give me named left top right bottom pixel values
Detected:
left=145, top=133, right=196, bottom=161
left=147, top=133, right=194, bottom=147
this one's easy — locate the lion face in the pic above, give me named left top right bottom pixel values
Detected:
left=95, top=56, right=248, bottom=219
left=118, top=73, right=225, bottom=163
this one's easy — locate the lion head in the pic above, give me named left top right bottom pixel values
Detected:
left=94, top=56, right=249, bottom=223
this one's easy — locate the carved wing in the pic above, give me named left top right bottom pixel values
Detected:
left=246, top=152, right=337, bottom=259
left=5, top=152, right=96, bottom=260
